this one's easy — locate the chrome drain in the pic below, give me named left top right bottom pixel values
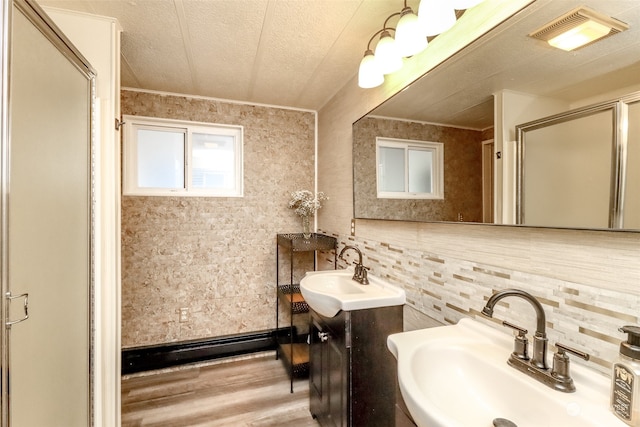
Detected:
left=493, top=418, right=518, bottom=427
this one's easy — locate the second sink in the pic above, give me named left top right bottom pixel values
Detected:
left=387, top=318, right=625, bottom=427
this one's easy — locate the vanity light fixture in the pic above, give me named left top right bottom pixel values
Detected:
left=395, top=5, right=428, bottom=58
left=357, top=0, right=484, bottom=89
left=358, top=48, right=384, bottom=89
left=375, top=29, right=403, bottom=74
left=529, top=6, right=629, bottom=51
left=418, top=0, right=457, bottom=37
left=451, top=0, right=485, bottom=9
left=358, top=15, right=407, bottom=89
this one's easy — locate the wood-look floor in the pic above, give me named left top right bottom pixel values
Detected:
left=121, top=352, right=320, bottom=427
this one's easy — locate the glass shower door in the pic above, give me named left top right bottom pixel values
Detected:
left=2, top=1, right=94, bottom=425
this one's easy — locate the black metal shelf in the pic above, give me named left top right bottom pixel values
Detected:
left=276, top=233, right=337, bottom=252
left=275, top=232, right=337, bottom=392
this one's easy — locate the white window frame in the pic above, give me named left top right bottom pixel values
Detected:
left=376, top=137, right=444, bottom=199
left=123, top=115, right=243, bottom=197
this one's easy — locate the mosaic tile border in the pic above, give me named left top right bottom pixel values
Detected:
left=321, top=231, right=639, bottom=377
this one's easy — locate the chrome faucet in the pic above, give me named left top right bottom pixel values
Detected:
left=481, top=288, right=589, bottom=392
left=338, top=245, right=369, bottom=285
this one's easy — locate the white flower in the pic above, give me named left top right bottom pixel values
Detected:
left=288, top=190, right=328, bottom=217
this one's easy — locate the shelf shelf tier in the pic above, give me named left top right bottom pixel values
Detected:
left=278, top=343, right=309, bottom=378
left=277, top=233, right=337, bottom=252
left=277, top=285, right=309, bottom=314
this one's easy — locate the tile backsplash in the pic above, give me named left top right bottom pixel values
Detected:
left=330, top=231, right=639, bottom=377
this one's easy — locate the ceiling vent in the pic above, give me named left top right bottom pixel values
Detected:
left=529, top=6, right=629, bottom=51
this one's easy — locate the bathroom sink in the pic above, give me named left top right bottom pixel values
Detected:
left=388, top=318, right=625, bottom=427
left=299, top=269, right=405, bottom=317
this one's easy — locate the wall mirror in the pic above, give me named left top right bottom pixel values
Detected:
left=353, top=0, right=640, bottom=231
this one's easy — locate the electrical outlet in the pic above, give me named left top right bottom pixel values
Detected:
left=179, top=307, right=189, bottom=322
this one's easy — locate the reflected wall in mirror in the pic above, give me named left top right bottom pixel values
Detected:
left=352, top=0, right=640, bottom=231
left=353, top=116, right=492, bottom=222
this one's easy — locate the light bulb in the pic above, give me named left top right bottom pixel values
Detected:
left=358, top=50, right=384, bottom=89
left=418, top=0, right=457, bottom=37
left=395, top=7, right=428, bottom=57
left=452, top=0, right=485, bottom=10
left=374, top=30, right=403, bottom=74
left=547, top=20, right=612, bottom=51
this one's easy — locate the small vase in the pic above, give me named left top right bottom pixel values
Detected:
left=301, top=216, right=312, bottom=239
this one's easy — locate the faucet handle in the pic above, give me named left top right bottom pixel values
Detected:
left=502, top=320, right=527, bottom=335
left=350, top=263, right=363, bottom=282
left=502, top=321, right=529, bottom=360
left=555, top=342, right=589, bottom=361
left=351, top=263, right=360, bottom=278
left=552, top=342, right=590, bottom=383
left=360, top=265, right=369, bottom=285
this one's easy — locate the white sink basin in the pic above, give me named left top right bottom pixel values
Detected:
left=299, top=268, right=405, bottom=317
left=388, top=318, right=625, bottom=427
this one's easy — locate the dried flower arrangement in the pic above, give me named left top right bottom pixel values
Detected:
left=288, top=190, right=327, bottom=218
left=288, top=190, right=328, bottom=238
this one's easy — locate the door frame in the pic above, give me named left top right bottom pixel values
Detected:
left=482, top=139, right=494, bottom=223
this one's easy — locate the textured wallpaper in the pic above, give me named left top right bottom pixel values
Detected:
left=353, top=116, right=484, bottom=222
left=121, top=90, right=318, bottom=348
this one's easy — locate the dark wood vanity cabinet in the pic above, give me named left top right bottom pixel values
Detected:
left=309, top=305, right=403, bottom=427
left=310, top=310, right=348, bottom=426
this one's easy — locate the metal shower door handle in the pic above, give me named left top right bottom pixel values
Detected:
left=6, top=291, right=29, bottom=327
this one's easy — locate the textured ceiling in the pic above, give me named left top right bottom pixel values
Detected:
left=37, top=0, right=640, bottom=125
left=38, top=0, right=394, bottom=110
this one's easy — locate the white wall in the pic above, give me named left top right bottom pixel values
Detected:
left=494, top=90, right=568, bottom=224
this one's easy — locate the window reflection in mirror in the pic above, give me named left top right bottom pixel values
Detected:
left=376, top=137, right=443, bottom=199
left=378, top=145, right=405, bottom=192
left=353, top=116, right=486, bottom=222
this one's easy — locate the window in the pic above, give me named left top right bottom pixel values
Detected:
left=376, top=137, right=444, bottom=199
left=123, top=115, right=243, bottom=196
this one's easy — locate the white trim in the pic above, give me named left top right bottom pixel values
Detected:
left=314, top=110, right=319, bottom=233
left=367, top=114, right=486, bottom=132
left=376, top=137, right=444, bottom=200
left=482, top=139, right=495, bottom=223
left=40, top=6, right=124, bottom=28
left=123, top=115, right=244, bottom=197
left=121, top=87, right=316, bottom=114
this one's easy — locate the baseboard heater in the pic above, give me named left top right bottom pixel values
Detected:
left=122, top=327, right=294, bottom=375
